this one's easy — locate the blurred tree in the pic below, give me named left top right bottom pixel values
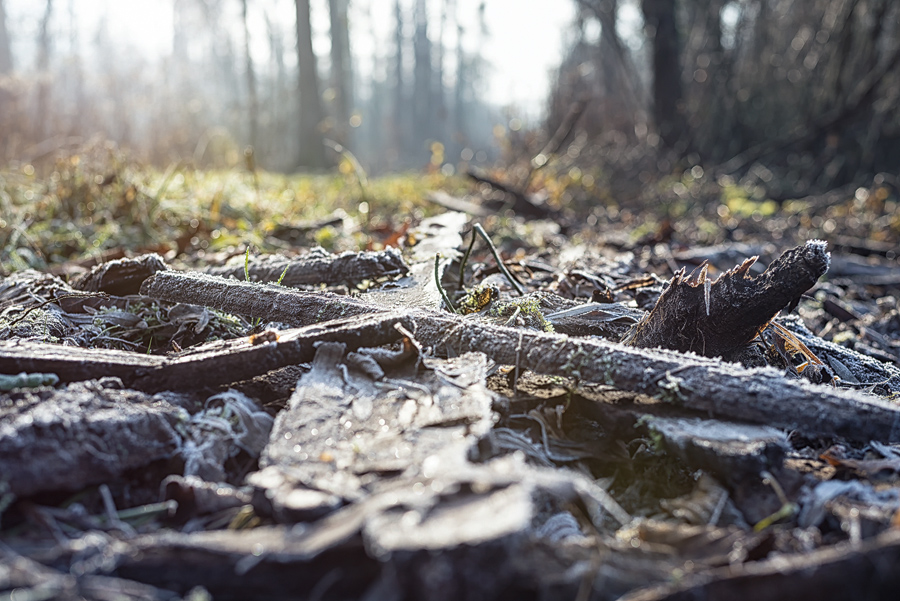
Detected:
left=433, top=0, right=449, bottom=144
left=641, top=0, right=686, bottom=150
left=0, top=0, right=12, bottom=73
left=328, top=0, right=353, bottom=147
left=551, top=0, right=900, bottom=196
left=412, top=0, right=432, bottom=150
left=391, top=0, right=407, bottom=164
left=295, top=0, right=326, bottom=168
left=241, top=0, right=258, bottom=151
left=36, top=0, right=54, bottom=139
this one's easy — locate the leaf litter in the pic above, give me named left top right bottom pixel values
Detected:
left=2, top=172, right=900, bottom=599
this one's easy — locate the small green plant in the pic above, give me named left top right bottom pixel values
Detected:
left=489, top=295, right=554, bottom=332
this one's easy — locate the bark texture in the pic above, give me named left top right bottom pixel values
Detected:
left=625, top=240, right=830, bottom=357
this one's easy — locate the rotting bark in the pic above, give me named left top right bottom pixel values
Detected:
left=139, top=270, right=900, bottom=443
left=622, top=529, right=900, bottom=601
left=253, top=343, right=494, bottom=520
left=0, top=382, right=186, bottom=497
left=625, top=240, right=831, bottom=357
left=205, top=247, right=408, bottom=288
left=70, top=253, right=169, bottom=296
left=108, top=454, right=635, bottom=600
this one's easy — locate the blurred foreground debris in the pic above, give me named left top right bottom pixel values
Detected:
left=4, top=211, right=900, bottom=600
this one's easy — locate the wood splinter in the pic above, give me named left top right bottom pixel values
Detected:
left=624, top=239, right=830, bottom=358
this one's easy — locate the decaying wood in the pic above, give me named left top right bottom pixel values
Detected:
left=138, top=269, right=900, bottom=443
left=205, top=247, right=408, bottom=287
left=1, top=384, right=273, bottom=497
left=466, top=166, right=556, bottom=219
left=70, top=253, right=169, bottom=296
left=140, top=271, right=382, bottom=326
left=252, top=343, right=495, bottom=520
left=0, top=341, right=167, bottom=384
left=103, top=454, right=635, bottom=600
left=405, top=310, right=900, bottom=444
left=0, top=382, right=186, bottom=497
left=625, top=240, right=831, bottom=357
left=0, top=312, right=405, bottom=392
left=623, top=529, right=900, bottom=601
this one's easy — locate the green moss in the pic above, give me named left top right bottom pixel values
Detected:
left=656, top=371, right=687, bottom=404
left=489, top=295, right=554, bottom=332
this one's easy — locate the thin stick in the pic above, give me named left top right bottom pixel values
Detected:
left=458, top=227, right=478, bottom=286
left=434, top=253, right=458, bottom=314
left=473, top=223, right=525, bottom=295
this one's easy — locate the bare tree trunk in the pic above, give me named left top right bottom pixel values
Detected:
left=295, top=0, right=326, bottom=169
left=36, top=0, right=54, bottom=140
left=641, top=0, right=686, bottom=151
left=391, top=0, right=407, bottom=165
left=328, top=0, right=352, bottom=147
left=241, top=0, right=258, bottom=153
left=265, top=10, right=289, bottom=170
left=0, top=0, right=12, bottom=74
left=413, top=0, right=432, bottom=153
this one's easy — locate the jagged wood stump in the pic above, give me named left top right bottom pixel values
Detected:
left=624, top=240, right=830, bottom=357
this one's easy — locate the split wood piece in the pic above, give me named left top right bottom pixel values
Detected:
left=622, top=529, right=900, bottom=601
left=0, top=312, right=405, bottom=393
left=205, top=247, right=409, bottom=288
left=70, top=253, right=169, bottom=296
left=642, top=416, right=797, bottom=524
left=252, top=344, right=495, bottom=520
left=0, top=382, right=186, bottom=497
left=625, top=240, right=831, bottom=357
left=140, top=269, right=900, bottom=443
left=110, top=457, right=632, bottom=599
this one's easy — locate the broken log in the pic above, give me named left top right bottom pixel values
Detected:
left=139, top=270, right=900, bottom=443
left=205, top=247, right=409, bottom=288
left=70, top=253, right=169, bottom=296
left=0, top=313, right=405, bottom=393
left=0, top=382, right=185, bottom=497
left=625, top=240, right=830, bottom=357
left=140, top=271, right=383, bottom=326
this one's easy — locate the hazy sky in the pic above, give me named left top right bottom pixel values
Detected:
left=6, top=0, right=576, bottom=115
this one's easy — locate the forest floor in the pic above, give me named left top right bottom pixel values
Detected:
left=2, top=145, right=900, bottom=600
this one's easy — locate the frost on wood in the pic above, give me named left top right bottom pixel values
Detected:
left=625, top=240, right=830, bottom=357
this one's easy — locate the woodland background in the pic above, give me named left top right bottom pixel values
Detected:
left=0, top=0, right=897, bottom=198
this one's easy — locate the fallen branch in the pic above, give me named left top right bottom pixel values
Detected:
left=205, top=247, right=408, bottom=288
left=0, top=313, right=404, bottom=393
left=139, top=270, right=900, bottom=443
